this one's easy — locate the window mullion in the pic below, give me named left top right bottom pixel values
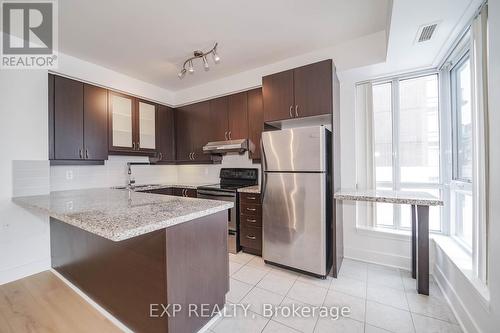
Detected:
left=392, top=79, right=402, bottom=229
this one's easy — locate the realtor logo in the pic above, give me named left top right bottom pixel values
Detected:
left=1, top=0, right=58, bottom=69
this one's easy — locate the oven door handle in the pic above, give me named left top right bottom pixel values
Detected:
left=196, top=190, right=236, bottom=198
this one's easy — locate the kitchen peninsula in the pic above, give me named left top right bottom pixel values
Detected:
left=13, top=188, right=233, bottom=333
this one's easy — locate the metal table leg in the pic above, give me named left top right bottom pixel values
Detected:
left=416, top=205, right=429, bottom=295
left=411, top=205, right=416, bottom=279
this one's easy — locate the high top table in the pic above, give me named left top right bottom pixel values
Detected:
left=334, top=189, right=444, bottom=295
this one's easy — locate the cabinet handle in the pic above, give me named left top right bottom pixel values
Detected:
left=85, top=149, right=89, bottom=159
left=295, top=105, right=299, bottom=117
left=246, top=207, right=256, bottom=212
left=193, top=152, right=196, bottom=160
left=289, top=105, right=293, bottom=118
left=79, top=148, right=83, bottom=159
left=246, top=196, right=256, bottom=200
left=224, top=131, right=228, bottom=140
left=159, top=152, right=163, bottom=160
left=246, top=235, right=257, bottom=240
left=247, top=218, right=257, bottom=223
left=228, top=131, right=232, bottom=140
left=132, top=142, right=136, bottom=150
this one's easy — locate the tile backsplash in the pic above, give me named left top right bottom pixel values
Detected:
left=12, top=153, right=260, bottom=195
left=176, top=152, right=261, bottom=185
left=50, top=155, right=178, bottom=191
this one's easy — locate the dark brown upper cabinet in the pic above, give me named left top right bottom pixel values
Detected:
left=227, top=92, right=248, bottom=140
left=247, top=88, right=263, bottom=161
left=50, top=75, right=108, bottom=163
left=263, top=60, right=333, bottom=122
left=156, top=105, right=175, bottom=163
left=209, top=92, right=248, bottom=142
left=84, top=84, right=108, bottom=160
left=262, top=69, right=294, bottom=123
left=209, top=96, right=229, bottom=141
left=108, top=92, right=157, bottom=155
left=175, top=101, right=212, bottom=163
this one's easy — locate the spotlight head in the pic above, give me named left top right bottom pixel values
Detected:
left=188, top=60, right=194, bottom=74
left=203, top=56, right=209, bottom=71
left=178, top=68, right=186, bottom=79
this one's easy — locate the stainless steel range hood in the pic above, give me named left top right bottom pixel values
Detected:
left=203, top=139, right=254, bottom=155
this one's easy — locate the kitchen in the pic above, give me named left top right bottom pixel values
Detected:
left=1, top=1, right=499, bottom=333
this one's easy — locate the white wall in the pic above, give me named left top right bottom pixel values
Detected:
left=174, top=31, right=387, bottom=105
left=0, top=71, right=51, bottom=284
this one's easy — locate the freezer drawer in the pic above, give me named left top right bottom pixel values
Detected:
left=262, top=172, right=327, bottom=275
left=262, top=126, right=327, bottom=172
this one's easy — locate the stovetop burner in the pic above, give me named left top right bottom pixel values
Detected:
left=197, top=168, right=258, bottom=193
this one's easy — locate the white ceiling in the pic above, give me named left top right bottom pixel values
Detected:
left=58, top=0, right=390, bottom=91
left=339, top=0, right=481, bottom=81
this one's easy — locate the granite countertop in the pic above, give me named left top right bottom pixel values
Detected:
left=116, top=183, right=213, bottom=191
left=237, top=185, right=261, bottom=194
left=334, top=189, right=443, bottom=206
left=13, top=188, right=233, bottom=242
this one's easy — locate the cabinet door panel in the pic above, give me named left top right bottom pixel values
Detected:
left=175, top=106, right=193, bottom=161
left=209, top=97, right=228, bottom=142
left=157, top=105, right=175, bottom=162
left=191, top=101, right=212, bottom=161
left=138, top=101, right=156, bottom=150
left=247, top=88, right=264, bottom=160
left=293, top=60, right=332, bottom=118
left=54, top=76, right=84, bottom=160
left=109, top=92, right=134, bottom=150
left=83, top=84, right=108, bottom=160
left=262, top=69, right=294, bottom=122
left=227, top=92, right=248, bottom=140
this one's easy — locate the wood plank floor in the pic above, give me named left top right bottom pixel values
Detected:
left=0, top=271, right=122, bottom=333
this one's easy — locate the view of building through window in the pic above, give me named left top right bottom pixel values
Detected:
left=372, top=74, right=441, bottom=231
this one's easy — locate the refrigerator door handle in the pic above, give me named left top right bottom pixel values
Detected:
left=261, top=138, right=268, bottom=203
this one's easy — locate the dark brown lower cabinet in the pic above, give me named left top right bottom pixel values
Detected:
left=239, top=193, right=262, bottom=255
left=50, top=211, right=229, bottom=333
left=172, top=188, right=197, bottom=198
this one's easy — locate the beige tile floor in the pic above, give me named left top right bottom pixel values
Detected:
left=207, top=252, right=462, bottom=333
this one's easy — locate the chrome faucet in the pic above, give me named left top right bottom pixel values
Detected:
left=127, top=163, right=136, bottom=189
left=126, top=162, right=151, bottom=189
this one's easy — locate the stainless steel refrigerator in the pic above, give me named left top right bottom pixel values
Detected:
left=261, top=125, right=332, bottom=278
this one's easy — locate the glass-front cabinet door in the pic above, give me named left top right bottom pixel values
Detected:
left=138, top=101, right=156, bottom=150
left=110, top=92, right=134, bottom=150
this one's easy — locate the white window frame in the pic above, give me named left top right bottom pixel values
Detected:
left=372, top=72, right=443, bottom=232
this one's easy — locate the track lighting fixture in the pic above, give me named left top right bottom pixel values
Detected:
left=178, top=43, right=220, bottom=79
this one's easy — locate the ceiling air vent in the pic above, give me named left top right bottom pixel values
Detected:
left=416, top=23, right=438, bottom=43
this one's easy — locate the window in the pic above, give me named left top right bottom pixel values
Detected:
left=450, top=53, right=474, bottom=249
left=372, top=74, right=442, bottom=231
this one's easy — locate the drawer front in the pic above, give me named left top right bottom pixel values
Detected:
left=240, top=225, right=262, bottom=251
left=240, top=203, right=261, bottom=217
left=240, top=214, right=262, bottom=228
left=144, top=188, right=173, bottom=195
left=172, top=187, right=197, bottom=197
left=240, top=192, right=261, bottom=204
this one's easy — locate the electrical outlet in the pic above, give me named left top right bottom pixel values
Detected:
left=66, top=170, right=73, bottom=180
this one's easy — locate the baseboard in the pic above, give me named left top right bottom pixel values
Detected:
left=0, top=258, right=51, bottom=285
left=433, top=263, right=481, bottom=333
left=344, top=246, right=411, bottom=270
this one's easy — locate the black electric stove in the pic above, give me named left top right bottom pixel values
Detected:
left=197, top=168, right=259, bottom=193
left=197, top=168, right=258, bottom=253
